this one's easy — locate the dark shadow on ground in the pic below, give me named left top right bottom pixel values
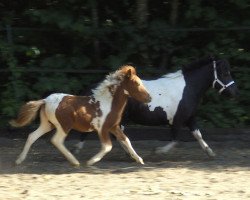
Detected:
left=0, top=137, right=249, bottom=175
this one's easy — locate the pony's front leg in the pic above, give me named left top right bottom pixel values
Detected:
left=187, top=117, right=216, bottom=157
left=86, top=130, right=112, bottom=166
left=192, top=129, right=216, bottom=157
left=111, top=126, right=144, bottom=165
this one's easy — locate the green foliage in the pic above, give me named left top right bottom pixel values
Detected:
left=0, top=0, right=249, bottom=128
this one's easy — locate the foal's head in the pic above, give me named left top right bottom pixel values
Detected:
left=120, top=66, right=151, bottom=103
left=213, top=59, right=239, bottom=97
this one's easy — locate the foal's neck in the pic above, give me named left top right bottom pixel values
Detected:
left=112, top=87, right=128, bottom=115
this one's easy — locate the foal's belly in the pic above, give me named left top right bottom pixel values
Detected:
left=72, top=122, right=95, bottom=133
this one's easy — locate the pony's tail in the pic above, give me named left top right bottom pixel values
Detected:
left=9, top=100, right=45, bottom=127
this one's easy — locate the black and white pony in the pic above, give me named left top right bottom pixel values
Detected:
left=75, top=56, right=239, bottom=157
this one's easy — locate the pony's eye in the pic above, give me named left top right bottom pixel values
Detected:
left=225, top=71, right=230, bottom=76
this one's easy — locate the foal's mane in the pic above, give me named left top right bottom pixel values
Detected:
left=92, top=65, right=136, bottom=96
left=182, top=56, right=214, bottom=72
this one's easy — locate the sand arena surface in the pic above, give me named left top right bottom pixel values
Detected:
left=0, top=137, right=249, bottom=200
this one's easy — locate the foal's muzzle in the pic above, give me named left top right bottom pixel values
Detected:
left=147, top=95, right=152, bottom=103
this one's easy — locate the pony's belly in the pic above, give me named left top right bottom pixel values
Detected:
left=127, top=102, right=169, bottom=126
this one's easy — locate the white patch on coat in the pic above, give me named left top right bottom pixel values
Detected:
left=142, top=70, right=186, bottom=124
left=90, top=69, right=124, bottom=132
left=44, top=93, right=69, bottom=125
left=91, top=92, right=113, bottom=132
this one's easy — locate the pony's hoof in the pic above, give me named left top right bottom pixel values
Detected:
left=73, top=149, right=80, bottom=155
left=155, top=142, right=178, bottom=154
left=206, top=148, right=216, bottom=157
left=155, top=147, right=166, bottom=154
left=15, top=159, right=23, bottom=165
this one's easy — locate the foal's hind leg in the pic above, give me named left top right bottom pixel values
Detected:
left=16, top=107, right=53, bottom=165
left=51, top=126, right=80, bottom=166
left=111, top=126, right=144, bottom=164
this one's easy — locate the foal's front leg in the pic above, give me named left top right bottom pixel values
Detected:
left=86, top=130, right=112, bottom=166
left=111, top=126, right=144, bottom=165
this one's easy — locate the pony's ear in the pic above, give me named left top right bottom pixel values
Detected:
left=126, top=69, right=132, bottom=79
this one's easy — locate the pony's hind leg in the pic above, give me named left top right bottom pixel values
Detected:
left=16, top=107, right=53, bottom=165
left=155, top=126, right=179, bottom=154
left=86, top=130, right=112, bottom=166
left=111, top=126, right=144, bottom=164
left=155, top=141, right=178, bottom=154
left=51, top=126, right=80, bottom=166
left=74, top=134, right=88, bottom=154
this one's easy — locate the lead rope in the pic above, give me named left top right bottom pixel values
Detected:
left=212, top=61, right=235, bottom=94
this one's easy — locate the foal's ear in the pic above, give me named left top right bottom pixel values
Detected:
left=126, top=69, right=132, bottom=79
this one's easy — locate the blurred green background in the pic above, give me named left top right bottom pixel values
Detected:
left=0, top=0, right=249, bottom=128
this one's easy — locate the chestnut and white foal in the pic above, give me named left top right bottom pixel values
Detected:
left=10, top=65, right=151, bottom=166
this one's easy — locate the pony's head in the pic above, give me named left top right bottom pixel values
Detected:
left=213, top=59, right=239, bottom=97
left=120, top=65, right=151, bottom=103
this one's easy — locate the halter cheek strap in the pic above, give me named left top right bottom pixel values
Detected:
left=212, top=61, right=235, bottom=94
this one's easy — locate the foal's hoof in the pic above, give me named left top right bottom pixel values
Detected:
left=73, top=163, right=81, bottom=168
left=86, top=159, right=95, bottom=166
left=71, top=161, right=80, bottom=168
left=136, top=157, right=144, bottom=165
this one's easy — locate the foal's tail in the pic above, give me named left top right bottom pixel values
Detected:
left=9, top=100, right=45, bottom=127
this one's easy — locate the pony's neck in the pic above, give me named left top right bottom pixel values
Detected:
left=184, top=63, right=214, bottom=97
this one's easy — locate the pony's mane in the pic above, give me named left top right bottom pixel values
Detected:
left=92, top=65, right=136, bottom=97
left=182, top=55, right=215, bottom=72
left=162, top=70, right=182, bottom=78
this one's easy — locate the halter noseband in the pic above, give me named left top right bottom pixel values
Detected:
left=212, top=61, right=235, bottom=94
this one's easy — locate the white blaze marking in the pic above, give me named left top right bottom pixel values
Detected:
left=142, top=70, right=186, bottom=124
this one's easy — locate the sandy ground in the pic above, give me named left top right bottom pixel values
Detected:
left=0, top=137, right=249, bottom=200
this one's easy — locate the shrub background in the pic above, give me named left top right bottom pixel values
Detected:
left=0, top=0, right=249, bottom=128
